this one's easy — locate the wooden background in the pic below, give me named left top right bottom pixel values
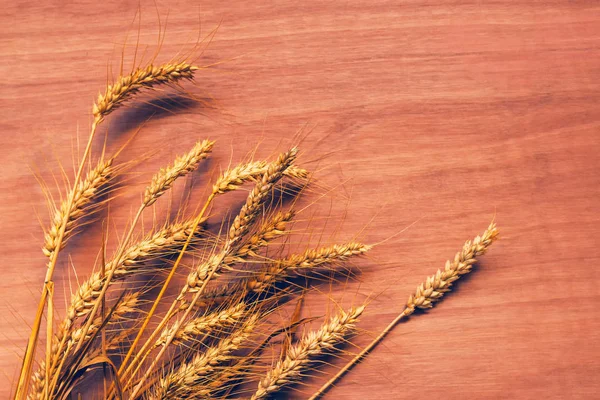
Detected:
left=1, top=1, right=599, bottom=398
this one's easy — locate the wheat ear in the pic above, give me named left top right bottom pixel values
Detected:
left=154, top=302, right=247, bottom=348
left=144, top=139, right=214, bottom=206
left=212, top=160, right=308, bottom=195
left=43, top=158, right=115, bottom=257
left=93, top=62, right=197, bottom=123
left=249, top=242, right=371, bottom=294
left=181, top=209, right=295, bottom=309
left=309, top=222, right=499, bottom=400
left=66, top=218, right=206, bottom=327
left=252, top=306, right=364, bottom=400
left=226, top=148, right=300, bottom=245
left=150, top=315, right=259, bottom=400
left=229, top=210, right=295, bottom=262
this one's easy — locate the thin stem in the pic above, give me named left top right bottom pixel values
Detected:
left=15, top=122, right=98, bottom=400
left=308, top=309, right=410, bottom=400
left=44, top=282, right=54, bottom=400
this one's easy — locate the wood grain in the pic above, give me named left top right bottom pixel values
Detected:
left=1, top=1, right=599, bottom=398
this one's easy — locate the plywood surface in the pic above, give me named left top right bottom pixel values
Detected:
left=1, top=1, right=599, bottom=398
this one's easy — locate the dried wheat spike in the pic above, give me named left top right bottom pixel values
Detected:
left=154, top=302, right=247, bottom=348
left=212, top=160, right=308, bottom=195
left=212, top=160, right=268, bottom=194
left=108, top=217, right=208, bottom=278
left=284, top=165, right=310, bottom=180
left=92, top=62, right=197, bottom=123
left=43, top=158, right=114, bottom=257
left=228, top=210, right=295, bottom=262
left=151, top=315, right=259, bottom=400
left=144, top=140, right=214, bottom=206
left=251, top=306, right=364, bottom=400
left=247, top=241, right=371, bottom=295
left=403, top=222, right=499, bottom=316
left=228, top=148, right=298, bottom=245
left=29, top=293, right=139, bottom=400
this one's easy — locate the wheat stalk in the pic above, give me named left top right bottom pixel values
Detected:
left=309, top=222, right=499, bottom=399
left=252, top=306, right=364, bottom=400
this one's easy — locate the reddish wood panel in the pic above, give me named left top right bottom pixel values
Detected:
left=1, top=1, right=599, bottom=398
